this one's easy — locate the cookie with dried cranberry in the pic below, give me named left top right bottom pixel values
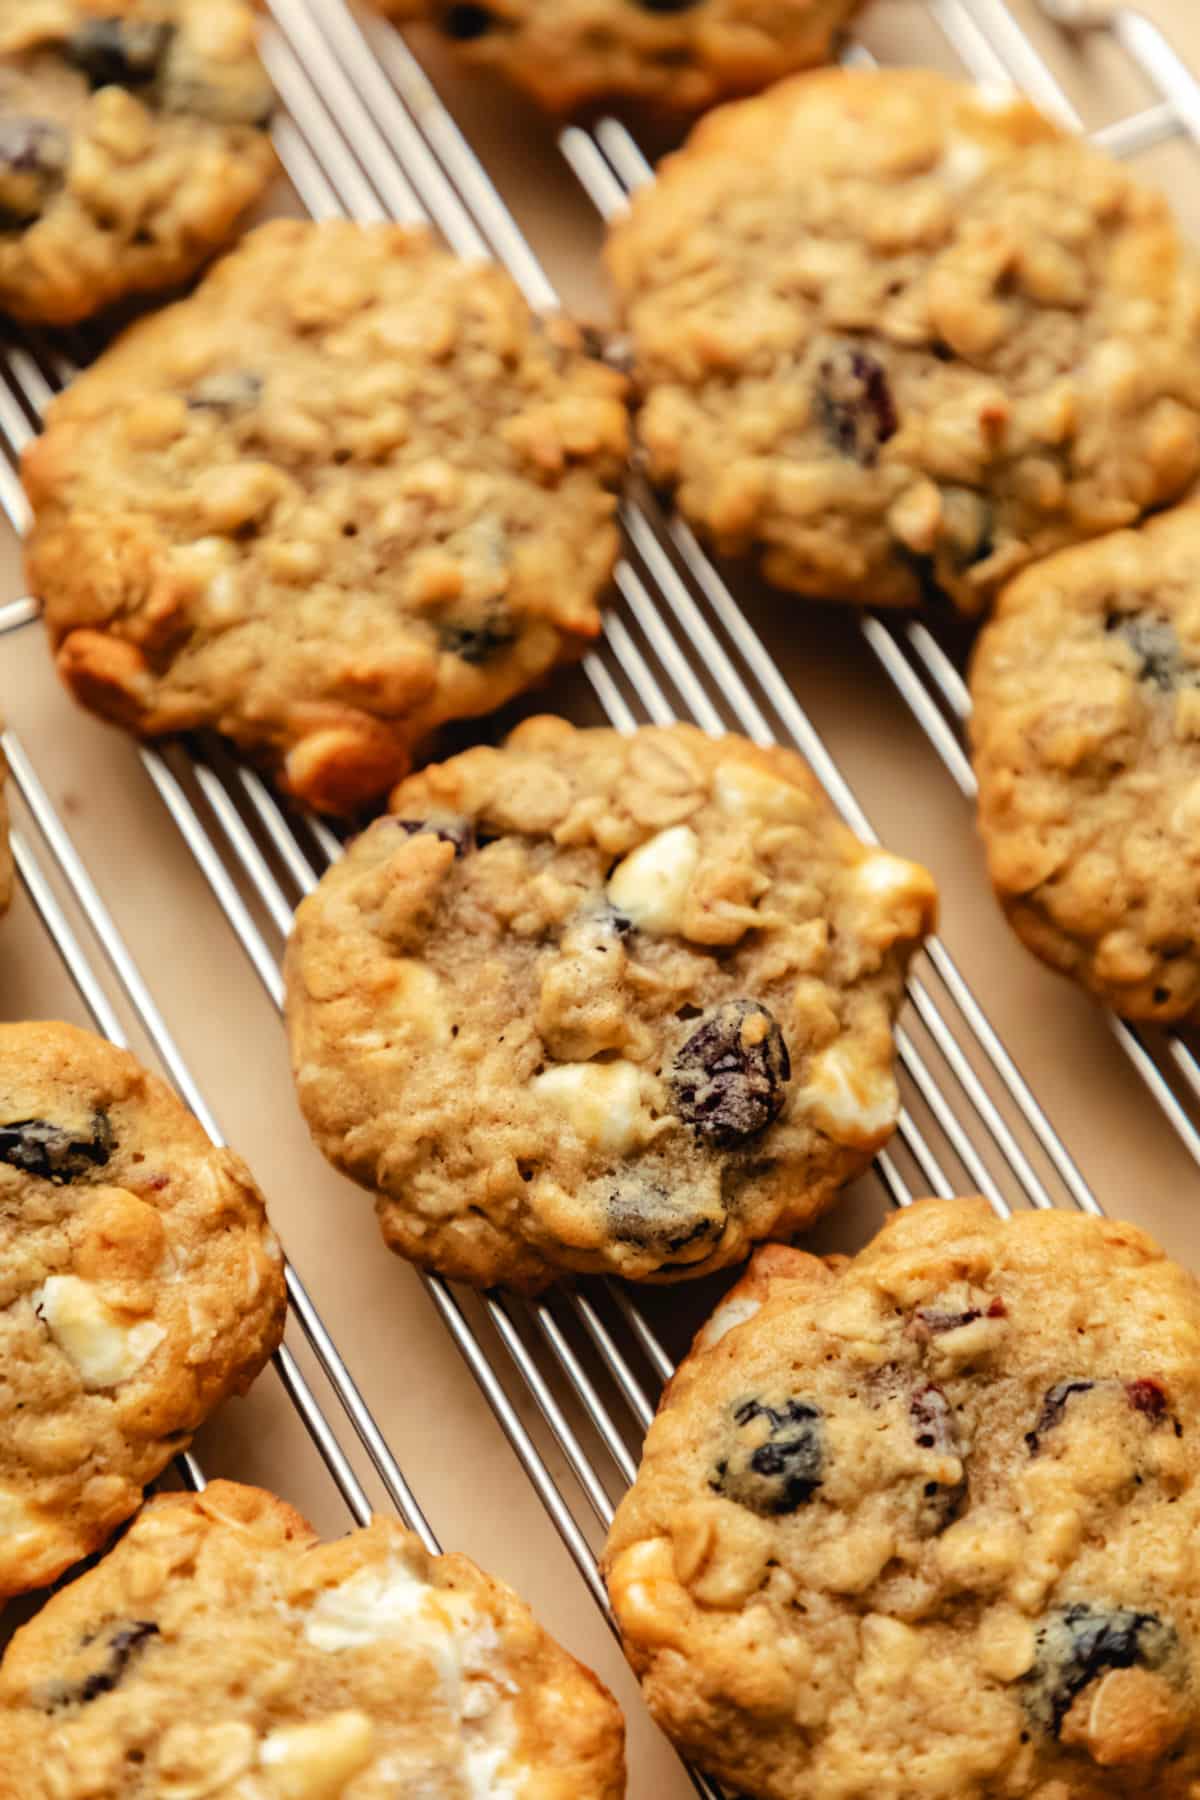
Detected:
left=608, top=68, right=1200, bottom=615
left=0, top=1480, right=627, bottom=1798
left=383, top=0, right=861, bottom=118
left=23, top=220, right=630, bottom=814
left=284, top=715, right=936, bottom=1291
left=605, top=1197, right=1200, bottom=1799
left=0, top=0, right=275, bottom=324
left=970, top=503, right=1200, bottom=1021
left=0, top=1021, right=286, bottom=1599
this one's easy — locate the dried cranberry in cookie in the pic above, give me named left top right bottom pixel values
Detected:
left=0, top=1022, right=285, bottom=1599
left=0, top=1482, right=626, bottom=1797
left=378, top=0, right=862, bottom=117
left=284, top=717, right=936, bottom=1289
left=605, top=1198, right=1200, bottom=1798
left=608, top=68, right=1200, bottom=614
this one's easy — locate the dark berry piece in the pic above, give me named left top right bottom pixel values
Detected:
left=439, top=5, right=494, bottom=39
left=65, top=19, right=173, bottom=90
left=390, top=816, right=474, bottom=857
left=1024, top=1604, right=1175, bottom=1737
left=0, top=118, right=70, bottom=230
left=608, top=1185, right=724, bottom=1259
left=0, top=1114, right=113, bottom=1184
left=1105, top=613, right=1194, bottom=693
left=1025, top=1380, right=1096, bottom=1455
left=912, top=1296, right=1006, bottom=1337
left=437, top=605, right=516, bottom=666
left=941, top=486, right=994, bottom=569
left=670, top=1000, right=790, bottom=1147
left=816, top=345, right=898, bottom=467
left=910, top=1382, right=966, bottom=1532
left=44, top=1620, right=161, bottom=1710
left=187, top=372, right=263, bottom=415
left=1127, top=1377, right=1169, bottom=1420
left=711, top=1397, right=824, bottom=1515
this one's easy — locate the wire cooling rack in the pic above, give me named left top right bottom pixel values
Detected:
left=1, top=3, right=1199, bottom=1794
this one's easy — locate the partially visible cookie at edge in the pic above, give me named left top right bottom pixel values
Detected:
left=22, top=219, right=631, bottom=814
left=0, top=0, right=276, bottom=325
left=0, top=1479, right=627, bottom=1799
left=284, top=715, right=937, bottom=1291
left=0, top=1020, right=286, bottom=1598
left=380, top=0, right=862, bottom=118
left=605, top=1197, right=1200, bottom=1799
left=608, top=67, right=1200, bottom=614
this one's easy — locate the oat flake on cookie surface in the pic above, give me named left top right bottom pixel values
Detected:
left=606, top=1197, right=1200, bottom=1799
left=0, top=0, right=275, bottom=324
left=0, top=1480, right=627, bottom=1797
left=0, top=1021, right=285, bottom=1600
left=22, top=219, right=630, bottom=814
left=608, top=68, right=1200, bottom=615
left=284, top=716, right=936, bottom=1291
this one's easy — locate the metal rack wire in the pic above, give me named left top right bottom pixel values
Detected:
left=0, top=3, right=1198, bottom=1794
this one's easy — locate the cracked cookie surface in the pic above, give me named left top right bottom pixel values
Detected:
left=284, top=716, right=936, bottom=1291
left=0, top=0, right=275, bottom=324
left=380, top=0, right=860, bottom=117
left=971, top=503, right=1200, bottom=1021
left=0, top=1022, right=286, bottom=1599
left=605, top=1198, right=1200, bottom=1799
left=22, top=220, right=630, bottom=814
left=608, top=68, right=1200, bottom=615
left=0, top=1480, right=627, bottom=1799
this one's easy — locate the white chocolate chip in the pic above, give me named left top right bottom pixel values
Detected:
left=34, top=1276, right=165, bottom=1390
left=854, top=850, right=929, bottom=902
left=304, top=1559, right=438, bottom=1654
left=388, top=961, right=451, bottom=1043
left=796, top=1045, right=900, bottom=1149
left=938, top=136, right=988, bottom=189
left=607, top=825, right=700, bottom=934
left=259, top=1713, right=374, bottom=1799
left=532, top=1060, right=646, bottom=1155
left=0, top=1486, right=40, bottom=1548
left=712, top=761, right=808, bottom=822
left=697, top=1294, right=762, bottom=1349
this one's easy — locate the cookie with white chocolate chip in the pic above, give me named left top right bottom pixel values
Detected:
left=605, top=1197, right=1200, bottom=1800
left=971, top=503, right=1200, bottom=1021
left=381, top=0, right=861, bottom=119
left=23, top=219, right=630, bottom=814
left=0, top=1021, right=286, bottom=1599
left=0, top=1480, right=627, bottom=1797
left=0, top=0, right=276, bottom=324
left=284, top=716, right=936, bottom=1292
left=608, top=68, right=1200, bottom=614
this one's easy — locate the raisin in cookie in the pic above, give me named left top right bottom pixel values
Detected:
left=970, top=504, right=1200, bottom=1021
left=285, top=715, right=936, bottom=1292
left=0, top=1479, right=627, bottom=1798
left=0, top=0, right=275, bottom=325
left=606, top=1197, right=1200, bottom=1799
left=23, top=220, right=630, bottom=815
left=0, top=1021, right=286, bottom=1599
left=384, top=0, right=861, bottom=118
left=608, top=68, right=1200, bottom=615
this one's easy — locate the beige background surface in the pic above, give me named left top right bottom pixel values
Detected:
left=2, top=3, right=1200, bottom=1794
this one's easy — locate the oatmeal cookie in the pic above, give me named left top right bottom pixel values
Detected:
left=0, top=1479, right=627, bottom=1798
left=606, top=1197, right=1200, bottom=1799
left=284, top=715, right=936, bottom=1291
left=608, top=68, right=1200, bottom=615
left=0, top=0, right=275, bottom=325
left=0, top=1021, right=286, bottom=1599
left=383, top=0, right=861, bottom=118
left=23, top=220, right=630, bottom=815
left=970, top=503, right=1200, bottom=1021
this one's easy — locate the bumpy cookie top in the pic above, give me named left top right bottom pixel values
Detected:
left=285, top=716, right=936, bottom=1291
left=0, top=1022, right=286, bottom=1599
left=605, top=1198, right=1200, bottom=1799
left=23, top=221, right=630, bottom=815
left=608, top=69, right=1200, bottom=614
left=381, top=0, right=861, bottom=117
left=0, top=0, right=275, bottom=323
left=0, top=1480, right=627, bottom=1798
left=971, top=504, right=1200, bottom=1022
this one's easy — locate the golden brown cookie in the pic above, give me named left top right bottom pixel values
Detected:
left=285, top=716, right=936, bottom=1291
left=0, top=1480, right=627, bottom=1798
left=606, top=1197, right=1200, bottom=1799
left=0, top=0, right=275, bottom=324
left=0, top=1021, right=286, bottom=1599
left=608, top=68, right=1200, bottom=614
left=23, top=220, right=630, bottom=814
